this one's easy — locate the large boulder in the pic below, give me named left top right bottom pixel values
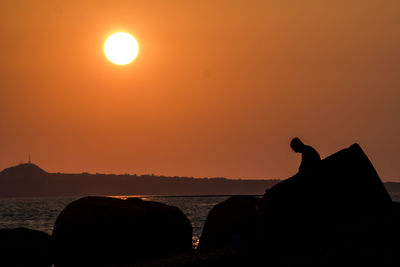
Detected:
left=0, top=227, right=51, bottom=267
left=198, top=195, right=263, bottom=250
left=52, top=196, right=192, bottom=266
left=260, top=143, right=399, bottom=264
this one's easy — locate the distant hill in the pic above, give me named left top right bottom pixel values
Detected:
left=0, top=163, right=280, bottom=197
left=0, top=163, right=47, bottom=177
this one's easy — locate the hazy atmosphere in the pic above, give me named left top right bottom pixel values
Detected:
left=1, top=0, right=399, bottom=180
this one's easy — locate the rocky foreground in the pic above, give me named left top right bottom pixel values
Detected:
left=1, top=143, right=400, bottom=266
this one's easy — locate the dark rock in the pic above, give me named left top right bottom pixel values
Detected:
left=198, top=195, right=263, bottom=250
left=260, top=143, right=399, bottom=264
left=0, top=227, right=51, bottom=267
left=392, top=201, right=400, bottom=215
left=52, top=196, right=192, bottom=266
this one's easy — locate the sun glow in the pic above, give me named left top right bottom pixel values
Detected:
left=104, top=32, right=139, bottom=65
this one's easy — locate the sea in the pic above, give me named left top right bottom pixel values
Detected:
left=1, top=193, right=400, bottom=247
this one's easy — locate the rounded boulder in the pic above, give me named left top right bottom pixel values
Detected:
left=198, top=195, right=263, bottom=250
left=52, top=196, right=192, bottom=266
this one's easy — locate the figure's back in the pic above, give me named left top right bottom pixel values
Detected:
left=299, top=145, right=321, bottom=173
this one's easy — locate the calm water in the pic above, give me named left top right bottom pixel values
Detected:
left=1, top=193, right=399, bottom=247
left=0, top=195, right=230, bottom=247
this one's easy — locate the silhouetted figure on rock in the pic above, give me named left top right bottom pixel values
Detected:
left=290, top=137, right=320, bottom=173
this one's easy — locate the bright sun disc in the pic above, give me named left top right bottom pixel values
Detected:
left=104, top=32, right=139, bottom=65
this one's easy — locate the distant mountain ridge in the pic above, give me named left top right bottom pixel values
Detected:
left=0, top=163, right=398, bottom=198
left=0, top=163, right=280, bottom=197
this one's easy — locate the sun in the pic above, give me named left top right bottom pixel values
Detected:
left=104, top=32, right=139, bottom=65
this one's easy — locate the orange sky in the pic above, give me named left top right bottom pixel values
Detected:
left=1, top=1, right=399, bottom=180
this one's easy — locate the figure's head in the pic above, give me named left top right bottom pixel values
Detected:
left=290, top=137, right=305, bottom=153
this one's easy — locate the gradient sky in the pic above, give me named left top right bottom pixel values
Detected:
left=1, top=1, right=399, bottom=180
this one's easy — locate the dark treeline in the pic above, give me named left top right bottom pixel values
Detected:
left=0, top=163, right=280, bottom=197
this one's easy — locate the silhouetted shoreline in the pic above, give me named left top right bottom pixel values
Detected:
left=2, top=144, right=400, bottom=266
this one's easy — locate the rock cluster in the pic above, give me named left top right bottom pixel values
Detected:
left=0, top=197, right=192, bottom=267
left=199, top=144, right=400, bottom=265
